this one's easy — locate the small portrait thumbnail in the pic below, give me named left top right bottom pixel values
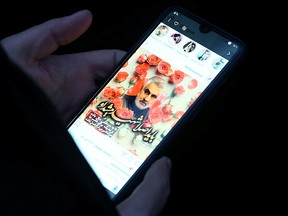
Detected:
left=155, top=25, right=169, bottom=37
left=183, top=41, right=196, bottom=53
left=197, top=49, right=210, bottom=61
left=169, top=33, right=182, bottom=44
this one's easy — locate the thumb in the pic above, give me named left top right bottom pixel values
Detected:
left=1, top=10, right=92, bottom=62
left=117, top=156, right=172, bottom=216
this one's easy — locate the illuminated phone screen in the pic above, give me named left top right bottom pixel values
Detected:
left=68, top=7, right=244, bottom=199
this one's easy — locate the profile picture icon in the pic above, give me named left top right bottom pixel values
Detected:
left=169, top=33, right=182, bottom=44
left=212, top=58, right=225, bottom=69
left=183, top=41, right=196, bottom=53
left=197, top=49, right=210, bottom=61
left=155, top=25, right=169, bottom=37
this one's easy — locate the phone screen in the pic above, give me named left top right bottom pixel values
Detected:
left=67, top=6, right=244, bottom=200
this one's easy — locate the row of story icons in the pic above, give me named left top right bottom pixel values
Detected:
left=154, top=25, right=226, bottom=70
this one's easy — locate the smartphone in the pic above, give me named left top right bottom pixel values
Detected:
left=67, top=5, right=245, bottom=203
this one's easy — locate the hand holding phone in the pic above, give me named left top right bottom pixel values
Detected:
left=67, top=5, right=245, bottom=203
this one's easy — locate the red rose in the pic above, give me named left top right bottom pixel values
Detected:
left=162, top=104, right=173, bottom=115
left=116, top=71, right=129, bottom=82
left=173, top=85, right=185, bottom=95
left=114, top=86, right=125, bottom=97
left=147, top=107, right=163, bottom=124
left=102, top=86, right=124, bottom=99
left=137, top=54, right=148, bottom=63
left=147, top=54, right=162, bottom=66
left=102, top=86, right=116, bottom=99
left=188, top=78, right=198, bottom=89
left=135, top=63, right=149, bottom=79
left=162, top=114, right=173, bottom=122
left=157, top=61, right=173, bottom=76
left=175, top=110, right=184, bottom=119
left=169, top=70, right=185, bottom=84
left=116, top=108, right=134, bottom=119
left=110, top=97, right=123, bottom=110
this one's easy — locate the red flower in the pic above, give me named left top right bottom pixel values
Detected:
left=147, top=107, right=163, bottom=124
left=162, top=104, right=173, bottom=115
left=173, top=85, right=185, bottom=96
left=116, top=108, right=134, bottom=119
left=143, top=120, right=152, bottom=128
left=157, top=61, right=173, bottom=76
left=188, top=78, right=198, bottom=89
left=150, top=100, right=162, bottom=111
left=135, top=63, right=149, bottom=79
left=137, top=54, right=148, bottom=63
left=114, top=86, right=125, bottom=97
left=162, top=114, right=174, bottom=122
left=175, top=111, right=184, bottom=119
left=101, top=86, right=117, bottom=99
left=169, top=70, right=185, bottom=84
left=115, top=71, right=129, bottom=82
left=150, top=93, right=168, bottom=110
left=147, top=54, right=162, bottom=66
left=102, top=86, right=124, bottom=99
left=110, top=97, right=123, bottom=110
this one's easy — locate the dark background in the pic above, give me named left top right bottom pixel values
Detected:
left=1, top=0, right=274, bottom=214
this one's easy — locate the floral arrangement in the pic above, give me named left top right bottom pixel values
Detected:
left=85, top=47, right=202, bottom=159
left=101, top=49, right=201, bottom=127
